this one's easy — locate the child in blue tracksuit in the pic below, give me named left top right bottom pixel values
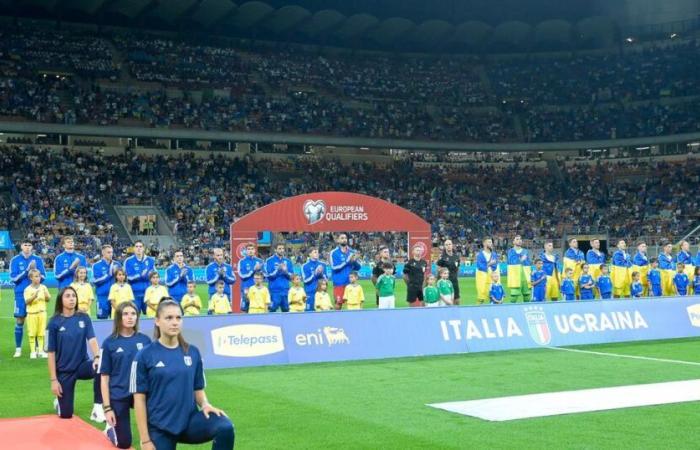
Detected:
left=631, top=271, right=644, bottom=298
left=561, top=268, right=576, bottom=301
left=489, top=272, right=505, bottom=304
left=530, top=259, right=547, bottom=302
left=648, top=258, right=662, bottom=297
left=132, top=299, right=234, bottom=450
left=596, top=265, right=613, bottom=300
left=694, top=267, right=700, bottom=297
left=579, top=264, right=595, bottom=300
left=673, top=263, right=690, bottom=296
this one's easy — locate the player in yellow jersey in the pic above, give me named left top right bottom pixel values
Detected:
left=315, top=279, right=333, bottom=311
left=108, top=268, right=134, bottom=318
left=144, top=271, right=169, bottom=317
left=24, top=269, right=50, bottom=358
left=343, top=271, right=365, bottom=310
left=248, top=272, right=271, bottom=314
left=208, top=280, right=231, bottom=315
left=181, top=280, right=202, bottom=316
left=70, top=266, right=94, bottom=315
left=288, top=274, right=307, bottom=312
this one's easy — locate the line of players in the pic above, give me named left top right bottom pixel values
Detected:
left=473, top=236, right=700, bottom=304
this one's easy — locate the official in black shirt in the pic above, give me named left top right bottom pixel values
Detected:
left=436, top=239, right=461, bottom=304
left=403, top=246, right=428, bottom=306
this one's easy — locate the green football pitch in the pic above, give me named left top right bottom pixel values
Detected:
left=1, top=279, right=700, bottom=449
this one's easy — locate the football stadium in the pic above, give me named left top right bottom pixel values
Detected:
left=1, top=0, right=700, bottom=449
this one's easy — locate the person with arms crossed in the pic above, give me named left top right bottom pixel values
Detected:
left=579, top=264, right=595, bottom=300
left=47, top=287, right=104, bottom=422
left=165, top=250, right=194, bottom=304
left=506, top=235, right=531, bottom=303
left=124, top=241, right=156, bottom=315
left=237, top=244, right=263, bottom=313
left=585, top=239, right=606, bottom=297
left=93, top=245, right=122, bottom=320
left=131, top=298, right=234, bottom=450
left=539, top=241, right=561, bottom=301
left=371, top=246, right=392, bottom=307
left=476, top=238, right=499, bottom=305
left=530, top=259, right=547, bottom=302
left=330, top=234, right=361, bottom=310
left=647, top=258, right=662, bottom=297
left=596, top=265, right=613, bottom=300
left=611, top=240, right=632, bottom=298
left=561, top=268, right=576, bottom=301
left=181, top=281, right=203, bottom=316
left=343, top=271, right=365, bottom=310
left=437, top=268, right=454, bottom=306
left=208, top=281, right=231, bottom=315
left=24, top=269, right=50, bottom=358
left=205, top=248, right=236, bottom=312
left=302, top=247, right=327, bottom=311
left=375, top=263, right=396, bottom=309
left=265, top=243, right=294, bottom=312
left=676, top=240, right=695, bottom=295
left=403, top=245, right=428, bottom=307
left=631, top=242, right=650, bottom=296
left=436, top=240, right=461, bottom=304
left=288, top=274, right=307, bottom=312
left=54, top=236, right=87, bottom=290
left=673, top=263, right=690, bottom=296
left=10, top=239, right=46, bottom=357
left=631, top=272, right=644, bottom=298
left=489, top=272, right=505, bottom=304
left=99, top=302, right=151, bottom=449
left=562, top=238, right=585, bottom=299
left=423, top=274, right=440, bottom=307
left=71, top=266, right=95, bottom=315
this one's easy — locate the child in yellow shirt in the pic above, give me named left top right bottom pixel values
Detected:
left=314, top=279, right=332, bottom=311
left=181, top=280, right=202, bottom=316
left=248, top=272, right=271, bottom=314
left=342, top=271, right=365, bottom=310
left=208, top=280, right=231, bottom=315
left=70, top=266, right=94, bottom=315
left=288, top=274, right=307, bottom=312
left=24, top=269, right=50, bottom=359
left=144, top=271, right=169, bottom=317
left=109, top=268, right=134, bottom=318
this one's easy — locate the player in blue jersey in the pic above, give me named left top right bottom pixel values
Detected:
left=673, top=263, right=690, bottom=296
left=264, top=243, right=294, bottom=312
left=677, top=240, right=695, bottom=295
left=539, top=241, right=561, bottom=301
left=631, top=242, right=650, bottom=296
left=611, top=240, right=632, bottom=298
left=165, top=250, right=194, bottom=303
left=330, top=234, right=361, bottom=309
left=205, top=248, right=236, bottom=301
left=124, top=241, right=156, bottom=314
left=506, top=235, right=531, bottom=303
left=54, top=236, right=88, bottom=290
left=596, top=265, right=613, bottom=299
left=647, top=258, right=662, bottom=297
left=579, top=264, right=595, bottom=300
left=302, top=247, right=327, bottom=311
left=93, top=245, right=122, bottom=319
left=47, top=287, right=104, bottom=422
left=131, top=298, right=234, bottom=450
left=237, top=244, right=263, bottom=313
left=10, top=239, right=46, bottom=358
left=562, top=238, right=585, bottom=299
left=530, top=259, right=547, bottom=302
left=693, top=267, right=700, bottom=296
left=658, top=240, right=675, bottom=296
left=585, top=239, right=606, bottom=297
left=99, top=301, right=151, bottom=449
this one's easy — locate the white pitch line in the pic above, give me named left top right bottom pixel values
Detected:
left=548, top=346, right=700, bottom=367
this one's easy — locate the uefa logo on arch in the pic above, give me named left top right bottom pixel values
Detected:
left=303, top=199, right=326, bottom=225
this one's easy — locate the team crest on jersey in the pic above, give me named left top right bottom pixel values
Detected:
left=184, top=356, right=193, bottom=366
left=524, top=306, right=551, bottom=346
left=303, top=200, right=326, bottom=225
left=79, top=320, right=85, bottom=329
left=136, top=343, right=144, bottom=350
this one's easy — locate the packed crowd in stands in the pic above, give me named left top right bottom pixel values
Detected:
left=0, top=145, right=698, bottom=267
left=1, top=23, right=700, bottom=142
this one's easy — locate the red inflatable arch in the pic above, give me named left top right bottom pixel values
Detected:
left=229, top=192, right=432, bottom=312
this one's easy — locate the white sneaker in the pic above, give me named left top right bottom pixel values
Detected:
left=13, top=348, right=21, bottom=358
left=90, top=404, right=106, bottom=423
left=104, top=424, right=118, bottom=446
left=30, top=352, right=37, bottom=359
left=39, top=351, right=48, bottom=358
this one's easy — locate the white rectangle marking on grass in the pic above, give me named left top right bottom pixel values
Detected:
left=428, top=379, right=700, bottom=421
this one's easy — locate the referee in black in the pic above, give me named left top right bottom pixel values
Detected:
left=403, top=245, right=427, bottom=306
left=436, top=239, right=461, bottom=304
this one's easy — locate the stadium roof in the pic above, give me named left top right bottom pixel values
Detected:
left=1, top=0, right=622, bottom=52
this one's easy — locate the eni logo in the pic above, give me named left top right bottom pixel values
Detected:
left=296, top=326, right=351, bottom=347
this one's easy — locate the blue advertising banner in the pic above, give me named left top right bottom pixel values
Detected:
left=92, top=296, right=700, bottom=370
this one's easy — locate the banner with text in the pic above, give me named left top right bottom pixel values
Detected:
left=92, top=296, right=700, bottom=369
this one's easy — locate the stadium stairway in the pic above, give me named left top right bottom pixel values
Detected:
left=102, top=200, right=132, bottom=244
left=113, top=204, right=177, bottom=249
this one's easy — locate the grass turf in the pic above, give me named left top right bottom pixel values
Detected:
left=1, top=279, right=699, bottom=449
